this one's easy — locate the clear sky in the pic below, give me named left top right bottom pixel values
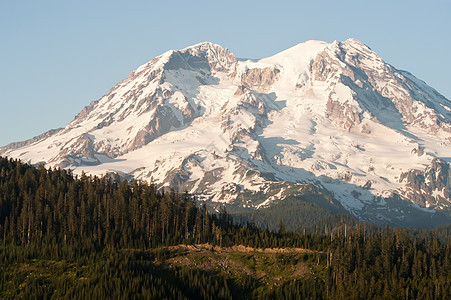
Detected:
left=1, top=0, right=450, bottom=147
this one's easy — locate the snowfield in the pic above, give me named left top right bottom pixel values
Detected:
left=2, top=39, right=450, bottom=223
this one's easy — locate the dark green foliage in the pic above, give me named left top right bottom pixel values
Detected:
left=0, top=157, right=449, bottom=299
left=325, top=227, right=451, bottom=299
left=261, top=278, right=325, bottom=300
left=226, top=191, right=356, bottom=232
left=0, top=247, right=233, bottom=299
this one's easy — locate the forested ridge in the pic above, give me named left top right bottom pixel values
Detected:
left=0, top=157, right=449, bottom=299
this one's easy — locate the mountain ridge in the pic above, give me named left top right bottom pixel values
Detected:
left=2, top=38, right=450, bottom=226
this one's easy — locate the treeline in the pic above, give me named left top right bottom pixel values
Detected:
left=229, top=197, right=360, bottom=233
left=0, top=157, right=450, bottom=299
left=0, top=157, right=329, bottom=253
left=326, top=226, right=450, bottom=299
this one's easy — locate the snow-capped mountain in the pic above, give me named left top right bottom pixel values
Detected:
left=2, top=39, right=451, bottom=226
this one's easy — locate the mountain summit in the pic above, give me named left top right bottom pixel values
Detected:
left=3, top=39, right=451, bottom=226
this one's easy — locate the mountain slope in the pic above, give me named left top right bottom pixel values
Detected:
left=2, top=39, right=450, bottom=226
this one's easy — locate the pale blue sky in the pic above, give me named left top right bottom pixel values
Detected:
left=1, top=0, right=450, bottom=146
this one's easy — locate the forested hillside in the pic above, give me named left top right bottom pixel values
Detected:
left=0, top=157, right=449, bottom=299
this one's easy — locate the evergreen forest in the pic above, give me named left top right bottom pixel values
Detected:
left=0, top=157, right=449, bottom=299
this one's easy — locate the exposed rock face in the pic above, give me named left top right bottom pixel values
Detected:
left=53, top=133, right=103, bottom=166
left=130, top=105, right=183, bottom=150
left=400, top=159, right=451, bottom=209
left=0, top=128, right=62, bottom=154
left=325, top=96, right=362, bottom=131
left=165, top=42, right=237, bottom=73
left=31, top=42, right=236, bottom=160
left=313, top=39, right=451, bottom=137
left=240, top=67, right=280, bottom=91
left=3, top=39, right=451, bottom=226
